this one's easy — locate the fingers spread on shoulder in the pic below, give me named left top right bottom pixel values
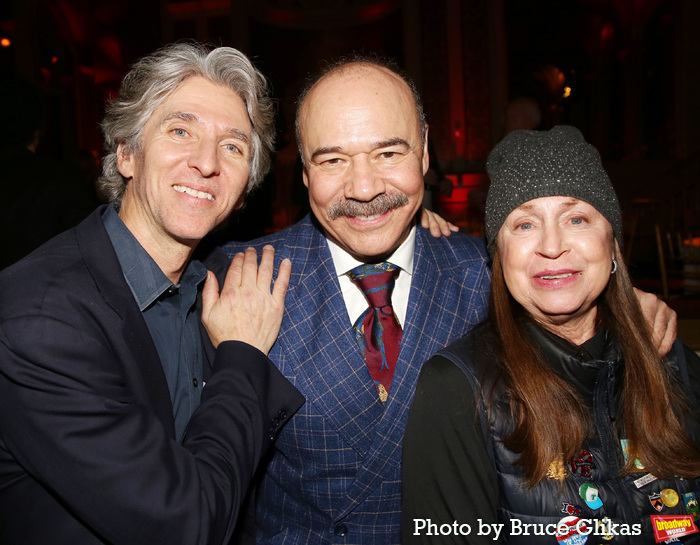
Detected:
left=272, top=258, right=292, bottom=302
left=222, top=251, right=245, bottom=294
left=419, top=207, right=458, bottom=238
left=202, top=246, right=290, bottom=354
left=240, top=247, right=260, bottom=286
left=654, top=304, right=677, bottom=358
left=634, top=287, right=678, bottom=357
left=257, top=245, right=276, bottom=289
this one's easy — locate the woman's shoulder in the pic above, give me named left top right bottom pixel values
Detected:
left=665, top=338, right=700, bottom=402
left=436, top=321, right=498, bottom=368
left=420, top=321, right=500, bottom=397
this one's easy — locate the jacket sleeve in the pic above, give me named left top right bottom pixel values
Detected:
left=0, top=313, right=304, bottom=545
left=402, top=356, right=502, bottom=545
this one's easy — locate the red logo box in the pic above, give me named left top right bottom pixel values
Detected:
left=650, top=515, right=699, bottom=543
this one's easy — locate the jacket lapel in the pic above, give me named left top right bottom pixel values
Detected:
left=337, top=228, right=487, bottom=517
left=275, top=224, right=384, bottom=456
left=75, top=207, right=175, bottom=437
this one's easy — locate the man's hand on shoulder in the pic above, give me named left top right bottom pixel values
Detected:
left=634, top=287, right=678, bottom=357
left=420, top=208, right=459, bottom=238
left=202, top=245, right=291, bottom=355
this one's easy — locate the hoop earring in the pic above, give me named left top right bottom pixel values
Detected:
left=611, top=259, right=618, bottom=275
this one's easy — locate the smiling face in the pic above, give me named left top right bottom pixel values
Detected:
left=298, top=65, right=428, bottom=262
left=497, top=196, right=614, bottom=343
left=117, top=76, right=251, bottom=253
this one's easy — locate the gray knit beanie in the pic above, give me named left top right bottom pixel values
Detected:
left=485, top=125, right=622, bottom=258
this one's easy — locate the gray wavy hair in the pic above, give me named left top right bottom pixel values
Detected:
left=98, top=42, right=275, bottom=205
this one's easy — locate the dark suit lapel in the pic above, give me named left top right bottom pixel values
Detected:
left=337, top=229, right=479, bottom=517
left=275, top=226, right=384, bottom=456
left=75, top=207, right=175, bottom=437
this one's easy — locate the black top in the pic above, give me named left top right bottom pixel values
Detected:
left=402, top=354, right=499, bottom=544
left=402, top=327, right=700, bottom=545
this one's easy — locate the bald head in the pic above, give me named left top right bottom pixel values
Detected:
left=295, top=57, right=426, bottom=165
left=294, top=57, right=430, bottom=263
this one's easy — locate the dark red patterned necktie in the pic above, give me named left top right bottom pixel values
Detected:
left=348, top=263, right=403, bottom=403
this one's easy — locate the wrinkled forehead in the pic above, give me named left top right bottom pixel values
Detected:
left=298, top=65, right=419, bottom=144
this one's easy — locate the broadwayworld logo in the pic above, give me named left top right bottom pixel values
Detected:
left=650, top=515, right=699, bottom=543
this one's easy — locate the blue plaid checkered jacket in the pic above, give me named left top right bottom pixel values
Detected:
left=217, top=214, right=490, bottom=544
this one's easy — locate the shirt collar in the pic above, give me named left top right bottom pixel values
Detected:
left=326, top=224, right=416, bottom=278
left=102, top=205, right=207, bottom=311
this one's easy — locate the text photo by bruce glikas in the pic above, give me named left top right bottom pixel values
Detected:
left=410, top=515, right=700, bottom=542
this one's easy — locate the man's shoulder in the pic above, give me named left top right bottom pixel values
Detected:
left=1, top=239, right=79, bottom=321
left=439, top=320, right=493, bottom=357
left=0, top=209, right=110, bottom=321
left=415, top=227, right=488, bottom=264
left=217, top=215, right=320, bottom=258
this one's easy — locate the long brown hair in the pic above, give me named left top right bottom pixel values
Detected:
left=490, top=241, right=700, bottom=487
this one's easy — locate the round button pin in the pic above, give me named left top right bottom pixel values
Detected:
left=661, top=488, right=679, bottom=508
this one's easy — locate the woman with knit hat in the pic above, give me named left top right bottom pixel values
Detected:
left=402, top=126, right=700, bottom=544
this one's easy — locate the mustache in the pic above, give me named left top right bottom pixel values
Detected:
left=327, top=192, right=409, bottom=220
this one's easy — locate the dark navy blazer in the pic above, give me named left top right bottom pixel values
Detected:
left=0, top=206, right=304, bottom=545
left=217, top=215, right=491, bottom=544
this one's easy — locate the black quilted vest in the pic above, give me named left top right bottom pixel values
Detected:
left=439, top=322, right=700, bottom=545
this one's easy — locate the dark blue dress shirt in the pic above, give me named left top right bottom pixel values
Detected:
left=102, top=205, right=208, bottom=442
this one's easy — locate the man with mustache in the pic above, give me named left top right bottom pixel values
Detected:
left=209, top=55, right=489, bottom=545
left=214, top=57, right=676, bottom=544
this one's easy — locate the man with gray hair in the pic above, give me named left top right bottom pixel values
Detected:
left=0, top=42, right=303, bottom=545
